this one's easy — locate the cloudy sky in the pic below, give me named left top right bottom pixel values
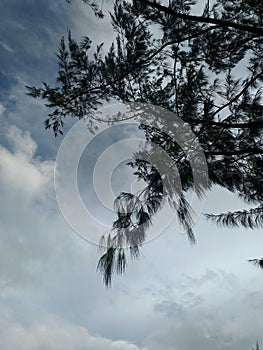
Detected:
left=0, top=0, right=263, bottom=349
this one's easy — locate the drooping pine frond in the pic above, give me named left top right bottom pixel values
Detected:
left=176, top=195, right=196, bottom=244
left=97, top=247, right=116, bottom=287
left=98, top=160, right=164, bottom=285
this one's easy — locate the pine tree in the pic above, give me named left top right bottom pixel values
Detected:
left=27, top=0, right=263, bottom=286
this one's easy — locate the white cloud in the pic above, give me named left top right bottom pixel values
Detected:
left=0, top=125, right=60, bottom=287
left=0, top=125, right=54, bottom=198
left=0, top=124, right=263, bottom=350
left=0, top=314, right=146, bottom=350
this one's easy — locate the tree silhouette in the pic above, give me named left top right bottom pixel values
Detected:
left=27, top=0, right=263, bottom=286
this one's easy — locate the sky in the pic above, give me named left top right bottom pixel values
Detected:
left=0, top=0, right=263, bottom=349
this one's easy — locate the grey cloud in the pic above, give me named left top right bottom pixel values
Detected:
left=145, top=270, right=263, bottom=350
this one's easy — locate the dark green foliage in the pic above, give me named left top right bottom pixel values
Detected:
left=27, top=0, right=263, bottom=285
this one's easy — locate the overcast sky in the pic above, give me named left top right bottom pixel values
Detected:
left=0, top=1, right=263, bottom=349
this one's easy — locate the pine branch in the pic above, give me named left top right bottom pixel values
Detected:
left=60, top=26, right=220, bottom=107
left=206, top=206, right=263, bottom=229
left=66, top=0, right=104, bottom=18
left=138, top=0, right=263, bottom=36
left=206, top=147, right=263, bottom=156
left=188, top=119, right=263, bottom=129
left=248, top=258, right=263, bottom=269
left=146, top=25, right=219, bottom=62
left=211, top=71, right=263, bottom=119
left=193, top=71, right=263, bottom=140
